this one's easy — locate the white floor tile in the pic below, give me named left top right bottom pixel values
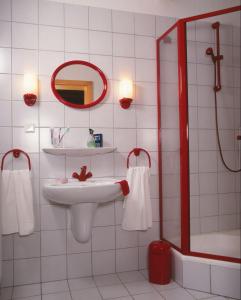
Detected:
left=71, top=288, right=102, bottom=300
left=15, top=297, right=41, bottom=300
left=94, top=274, right=121, bottom=287
left=118, top=271, right=146, bottom=283
left=68, top=277, right=96, bottom=291
left=98, top=284, right=129, bottom=299
left=207, top=297, right=227, bottom=300
left=124, top=281, right=155, bottom=295
left=4, top=274, right=230, bottom=300
left=159, top=288, right=195, bottom=300
left=42, top=292, right=71, bottom=300
left=111, top=297, right=133, bottom=300
left=133, top=291, right=164, bottom=300
left=12, top=284, right=41, bottom=299
left=41, top=280, right=69, bottom=295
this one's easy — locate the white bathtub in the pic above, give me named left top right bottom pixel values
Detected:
left=191, top=229, right=240, bottom=259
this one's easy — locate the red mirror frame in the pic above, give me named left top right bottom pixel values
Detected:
left=51, top=60, right=108, bottom=109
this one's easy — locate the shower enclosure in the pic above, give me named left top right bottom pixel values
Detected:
left=157, top=6, right=241, bottom=263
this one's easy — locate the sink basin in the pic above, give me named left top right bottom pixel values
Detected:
left=43, top=179, right=122, bottom=205
left=43, top=178, right=123, bottom=242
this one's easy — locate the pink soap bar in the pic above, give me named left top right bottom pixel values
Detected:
left=56, top=178, right=68, bottom=184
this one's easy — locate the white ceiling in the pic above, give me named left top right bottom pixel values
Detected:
left=50, top=0, right=240, bottom=25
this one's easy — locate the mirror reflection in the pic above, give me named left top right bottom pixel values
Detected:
left=51, top=61, right=107, bottom=108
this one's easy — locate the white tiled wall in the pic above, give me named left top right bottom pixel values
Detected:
left=187, top=20, right=241, bottom=235
left=0, top=0, right=177, bottom=287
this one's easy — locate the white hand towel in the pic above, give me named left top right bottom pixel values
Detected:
left=122, top=166, right=152, bottom=231
left=0, top=170, right=35, bottom=236
left=0, top=170, right=18, bottom=234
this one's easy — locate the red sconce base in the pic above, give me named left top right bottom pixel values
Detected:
left=119, top=98, right=133, bottom=109
left=23, top=93, right=37, bottom=106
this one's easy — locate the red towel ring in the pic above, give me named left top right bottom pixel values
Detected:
left=127, top=148, right=151, bottom=168
left=1, top=149, right=31, bottom=171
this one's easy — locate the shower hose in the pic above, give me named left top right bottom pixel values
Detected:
left=213, top=65, right=241, bottom=173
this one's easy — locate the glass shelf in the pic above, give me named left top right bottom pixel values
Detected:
left=42, top=147, right=116, bottom=157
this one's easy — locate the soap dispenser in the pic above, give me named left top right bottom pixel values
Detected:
left=87, top=128, right=96, bottom=148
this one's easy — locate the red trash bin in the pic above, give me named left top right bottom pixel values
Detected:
left=148, top=240, right=171, bottom=284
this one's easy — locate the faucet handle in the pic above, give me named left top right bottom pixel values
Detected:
left=80, top=165, right=87, bottom=174
left=72, top=172, right=80, bottom=180
left=72, top=166, right=92, bottom=181
left=85, top=172, right=92, bottom=180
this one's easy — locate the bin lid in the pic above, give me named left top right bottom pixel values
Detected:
left=149, top=241, right=170, bottom=253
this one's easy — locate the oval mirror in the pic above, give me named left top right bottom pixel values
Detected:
left=51, top=60, right=108, bottom=109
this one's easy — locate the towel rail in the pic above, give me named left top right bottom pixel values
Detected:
left=1, top=149, right=31, bottom=170
left=127, top=148, right=151, bottom=168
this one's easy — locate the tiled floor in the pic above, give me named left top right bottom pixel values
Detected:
left=0, top=271, right=233, bottom=300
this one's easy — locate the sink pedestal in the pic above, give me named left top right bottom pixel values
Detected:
left=70, top=203, right=98, bottom=242
left=43, top=178, right=123, bottom=243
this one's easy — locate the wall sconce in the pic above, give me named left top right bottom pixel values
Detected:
left=119, top=79, right=133, bottom=109
left=23, top=73, right=38, bottom=106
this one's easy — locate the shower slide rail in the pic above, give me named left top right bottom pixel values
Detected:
left=206, top=22, right=223, bottom=92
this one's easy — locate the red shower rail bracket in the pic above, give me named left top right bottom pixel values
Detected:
left=127, top=148, right=151, bottom=168
left=1, top=149, right=32, bottom=170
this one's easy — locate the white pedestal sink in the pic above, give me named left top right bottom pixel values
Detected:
left=43, top=179, right=123, bottom=242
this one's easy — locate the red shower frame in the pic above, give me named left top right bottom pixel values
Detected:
left=157, top=5, right=241, bottom=264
